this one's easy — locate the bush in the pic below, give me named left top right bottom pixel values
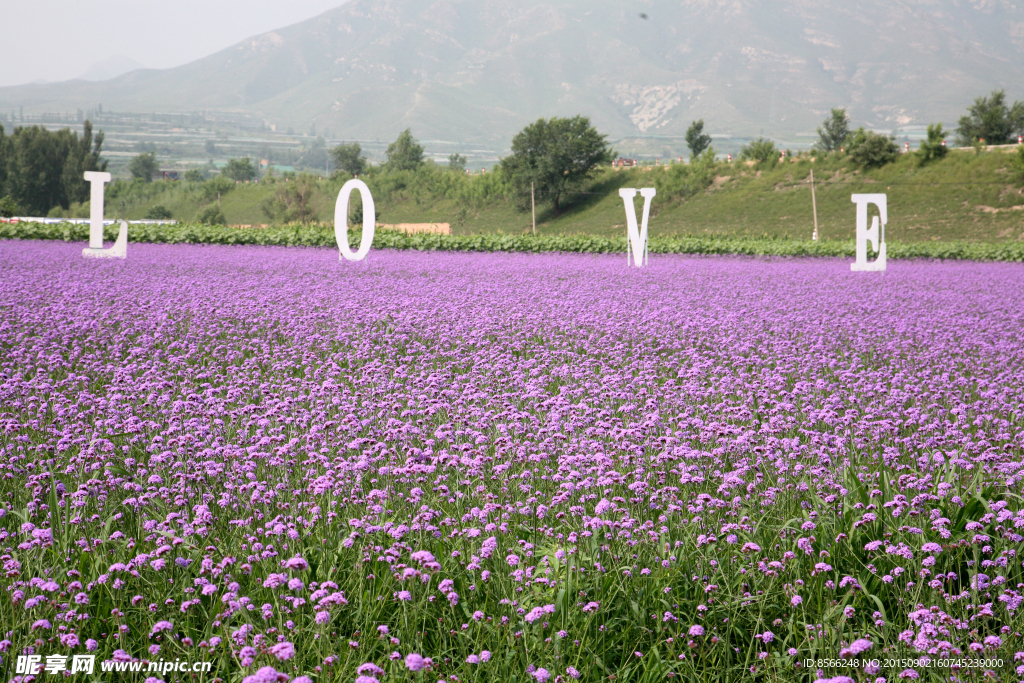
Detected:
left=259, top=174, right=318, bottom=225
left=847, top=128, right=899, bottom=169
left=654, top=148, right=717, bottom=200
left=739, top=137, right=778, bottom=166
left=145, top=205, right=173, bottom=220
left=196, top=205, right=227, bottom=226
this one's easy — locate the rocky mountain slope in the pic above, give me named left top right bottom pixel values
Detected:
left=3, top=0, right=1022, bottom=144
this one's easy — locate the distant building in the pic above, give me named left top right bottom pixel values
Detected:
left=152, top=170, right=180, bottom=181
left=613, top=158, right=637, bottom=167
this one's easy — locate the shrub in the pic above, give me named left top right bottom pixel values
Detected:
left=654, top=148, right=717, bottom=200
left=196, top=205, right=227, bottom=226
left=739, top=138, right=778, bottom=166
left=847, top=128, right=899, bottom=169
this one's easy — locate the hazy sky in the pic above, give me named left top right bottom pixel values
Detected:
left=0, top=0, right=350, bottom=87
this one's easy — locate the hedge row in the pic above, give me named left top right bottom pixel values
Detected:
left=3, top=221, right=1024, bottom=261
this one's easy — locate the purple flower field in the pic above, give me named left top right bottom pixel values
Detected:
left=2, top=240, right=1024, bottom=683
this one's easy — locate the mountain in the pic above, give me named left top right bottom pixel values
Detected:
left=2, top=0, right=1023, bottom=146
left=78, top=55, right=147, bottom=82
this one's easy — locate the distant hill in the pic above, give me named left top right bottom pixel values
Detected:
left=2, top=0, right=1023, bottom=145
left=78, top=55, right=147, bottom=82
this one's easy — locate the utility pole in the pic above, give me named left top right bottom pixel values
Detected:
left=531, top=182, right=536, bottom=236
left=810, top=169, right=819, bottom=241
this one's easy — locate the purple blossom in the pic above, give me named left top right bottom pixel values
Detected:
left=405, top=653, right=426, bottom=672
left=270, top=641, right=295, bottom=661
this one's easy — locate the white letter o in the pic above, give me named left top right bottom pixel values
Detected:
left=334, top=179, right=375, bottom=261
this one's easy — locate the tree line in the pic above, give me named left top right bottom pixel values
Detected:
left=0, top=121, right=107, bottom=217
left=3, top=88, right=1022, bottom=220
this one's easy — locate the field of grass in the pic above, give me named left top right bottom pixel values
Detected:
left=51, top=147, right=1024, bottom=243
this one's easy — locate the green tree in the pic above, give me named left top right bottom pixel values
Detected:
left=330, top=142, right=366, bottom=176
left=847, top=128, right=899, bottom=169
left=183, top=169, right=206, bottom=182
left=0, top=196, right=19, bottom=218
left=1013, top=102, right=1024, bottom=139
left=259, top=173, right=318, bottom=224
left=221, top=157, right=257, bottom=181
left=956, top=90, right=1023, bottom=146
left=739, top=137, right=778, bottom=164
left=915, top=123, right=948, bottom=165
left=6, top=125, right=102, bottom=215
left=59, top=120, right=106, bottom=206
left=129, top=152, right=158, bottom=182
left=816, top=108, right=851, bottom=152
left=384, top=129, right=424, bottom=172
left=685, top=120, right=712, bottom=160
left=448, top=153, right=467, bottom=173
left=500, top=115, right=613, bottom=213
left=2, top=121, right=106, bottom=215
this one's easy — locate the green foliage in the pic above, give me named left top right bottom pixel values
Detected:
left=195, top=205, right=227, bottom=226
left=5, top=219, right=1024, bottom=261
left=183, top=168, right=206, bottom=182
left=685, top=120, right=712, bottom=159
left=915, top=123, right=948, bottom=165
left=739, top=137, right=777, bottom=165
left=221, top=157, right=257, bottom=182
left=956, top=89, right=1023, bottom=146
left=500, top=115, right=613, bottom=213
left=129, top=152, right=158, bottom=182
left=384, top=129, right=424, bottom=172
left=1, top=120, right=107, bottom=215
left=448, top=153, right=467, bottom=173
left=847, top=128, right=899, bottom=169
left=259, top=173, right=318, bottom=224
left=144, top=204, right=173, bottom=220
left=0, top=195, right=19, bottom=218
left=654, top=148, right=717, bottom=200
left=330, top=142, right=366, bottom=176
left=47, top=202, right=89, bottom=219
left=55, top=149, right=1024, bottom=243
left=815, top=108, right=850, bottom=152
